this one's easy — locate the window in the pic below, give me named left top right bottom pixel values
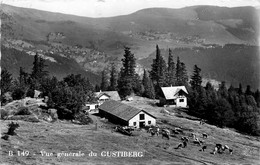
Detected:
left=148, top=121, right=151, bottom=124
left=179, top=99, right=184, bottom=102
left=139, top=114, right=145, bottom=120
left=133, top=122, right=136, bottom=126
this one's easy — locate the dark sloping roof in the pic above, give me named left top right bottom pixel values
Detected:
left=98, top=100, right=156, bottom=121
left=95, top=91, right=121, bottom=101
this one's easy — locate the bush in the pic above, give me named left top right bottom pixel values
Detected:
left=0, top=108, right=9, bottom=119
left=12, top=88, right=26, bottom=100
left=74, top=112, right=93, bottom=125
left=15, top=107, right=31, bottom=115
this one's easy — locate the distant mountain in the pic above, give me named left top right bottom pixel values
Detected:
left=1, top=4, right=259, bottom=88
left=1, top=4, right=258, bottom=55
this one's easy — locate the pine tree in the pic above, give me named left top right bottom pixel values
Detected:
left=190, top=65, right=202, bottom=90
left=166, top=48, right=176, bottom=86
left=228, top=84, right=235, bottom=93
left=1, top=68, right=13, bottom=94
left=238, top=83, right=243, bottom=95
left=142, top=69, right=155, bottom=99
left=19, top=67, right=29, bottom=86
left=175, top=57, right=188, bottom=86
left=95, top=84, right=101, bottom=92
left=254, top=89, right=260, bottom=107
left=100, top=69, right=109, bottom=91
left=38, top=57, right=49, bottom=78
left=108, top=63, right=118, bottom=91
left=218, top=81, right=229, bottom=99
left=150, top=45, right=167, bottom=87
left=117, top=47, right=137, bottom=98
left=31, top=53, right=40, bottom=79
left=179, top=62, right=189, bottom=86
left=245, top=85, right=253, bottom=96
left=175, top=56, right=181, bottom=85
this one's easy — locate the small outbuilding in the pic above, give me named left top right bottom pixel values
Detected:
left=98, top=100, right=156, bottom=128
left=95, top=91, right=121, bottom=105
left=161, top=86, right=188, bottom=107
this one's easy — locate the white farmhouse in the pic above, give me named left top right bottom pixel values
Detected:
left=99, top=100, right=156, bottom=128
left=161, top=86, right=188, bottom=108
left=84, top=91, right=121, bottom=112
left=94, top=91, right=121, bottom=105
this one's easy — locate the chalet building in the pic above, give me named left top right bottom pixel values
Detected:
left=85, top=91, right=121, bottom=111
left=95, top=91, right=121, bottom=105
left=161, top=86, right=188, bottom=108
left=99, top=100, right=156, bottom=128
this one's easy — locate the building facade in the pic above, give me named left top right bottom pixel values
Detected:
left=99, top=100, right=156, bottom=128
left=161, top=86, right=188, bottom=108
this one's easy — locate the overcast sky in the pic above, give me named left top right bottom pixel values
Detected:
left=3, top=0, right=260, bottom=17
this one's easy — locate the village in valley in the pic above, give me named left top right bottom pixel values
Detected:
left=1, top=2, right=260, bottom=165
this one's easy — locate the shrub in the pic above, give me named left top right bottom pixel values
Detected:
left=0, top=108, right=9, bottom=119
left=15, top=107, right=31, bottom=115
left=74, top=112, right=93, bottom=125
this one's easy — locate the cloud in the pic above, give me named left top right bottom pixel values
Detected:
left=97, top=0, right=106, bottom=2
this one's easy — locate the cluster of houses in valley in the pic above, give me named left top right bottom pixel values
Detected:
left=86, top=86, right=188, bottom=128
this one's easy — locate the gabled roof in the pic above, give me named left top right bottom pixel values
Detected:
left=94, top=91, right=121, bottom=101
left=98, top=100, right=156, bottom=121
left=161, top=86, right=188, bottom=100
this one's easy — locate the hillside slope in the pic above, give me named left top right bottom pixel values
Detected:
left=1, top=97, right=260, bottom=164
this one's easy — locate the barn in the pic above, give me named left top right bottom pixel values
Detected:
left=98, top=100, right=156, bottom=128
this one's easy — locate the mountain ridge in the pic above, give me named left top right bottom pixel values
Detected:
left=1, top=4, right=259, bottom=88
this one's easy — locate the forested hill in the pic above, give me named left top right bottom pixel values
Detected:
left=1, top=46, right=101, bottom=84
left=139, top=44, right=260, bottom=90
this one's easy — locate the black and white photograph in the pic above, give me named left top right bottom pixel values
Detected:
left=1, top=0, right=260, bottom=164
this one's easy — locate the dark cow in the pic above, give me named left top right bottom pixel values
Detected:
left=202, top=133, right=208, bottom=138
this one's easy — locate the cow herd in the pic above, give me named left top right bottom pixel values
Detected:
left=146, top=124, right=233, bottom=156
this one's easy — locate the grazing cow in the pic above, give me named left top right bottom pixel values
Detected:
left=193, top=140, right=201, bottom=146
left=155, top=127, right=160, bottom=136
left=148, top=126, right=160, bottom=136
left=213, top=147, right=218, bottom=154
left=181, top=136, right=189, bottom=142
left=183, top=141, right=187, bottom=148
left=151, top=130, right=156, bottom=136
left=202, top=133, right=208, bottom=138
left=201, top=145, right=207, bottom=151
left=216, top=143, right=222, bottom=149
left=175, top=127, right=183, bottom=133
left=161, top=129, right=170, bottom=140
left=200, top=119, right=205, bottom=125
left=223, top=145, right=229, bottom=150
left=214, top=144, right=225, bottom=154
left=199, top=140, right=204, bottom=145
left=147, top=127, right=153, bottom=133
left=229, top=149, right=233, bottom=155
left=223, top=145, right=233, bottom=155
left=175, top=143, right=183, bottom=149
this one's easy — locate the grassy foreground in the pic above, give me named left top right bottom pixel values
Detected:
left=1, top=97, right=260, bottom=165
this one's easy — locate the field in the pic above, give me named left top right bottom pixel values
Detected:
left=1, top=96, right=260, bottom=165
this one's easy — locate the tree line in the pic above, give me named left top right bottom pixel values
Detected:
left=1, top=45, right=259, bottom=135
left=98, top=45, right=189, bottom=99
left=98, top=45, right=260, bottom=135
left=1, top=53, right=95, bottom=120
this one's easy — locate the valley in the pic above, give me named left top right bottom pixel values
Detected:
left=1, top=4, right=259, bottom=87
